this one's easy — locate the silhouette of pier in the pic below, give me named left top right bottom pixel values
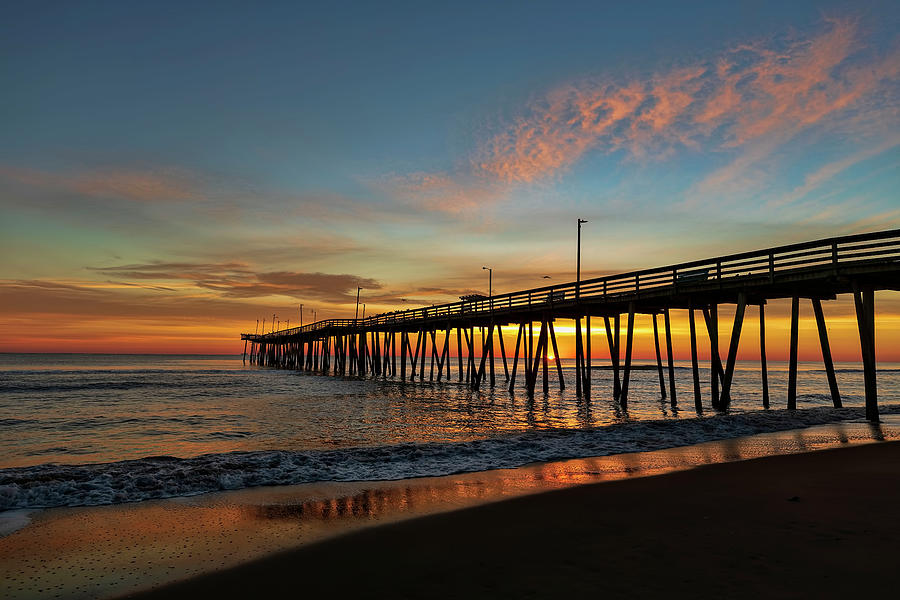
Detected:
left=242, top=229, right=900, bottom=420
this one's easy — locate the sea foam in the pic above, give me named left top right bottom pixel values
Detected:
left=1, top=406, right=895, bottom=511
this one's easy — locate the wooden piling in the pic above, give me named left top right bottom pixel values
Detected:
left=497, top=325, right=509, bottom=382
left=542, top=319, right=549, bottom=395
left=653, top=313, right=666, bottom=398
left=548, top=320, right=565, bottom=391
left=759, top=304, right=769, bottom=409
left=720, top=292, right=746, bottom=408
left=574, top=317, right=583, bottom=397
left=811, top=298, right=841, bottom=408
left=688, top=305, right=701, bottom=411
left=604, top=316, right=621, bottom=401
left=702, top=306, right=723, bottom=409
left=853, top=284, right=878, bottom=420
left=787, top=296, right=799, bottom=410
left=620, top=304, right=635, bottom=407
left=457, top=327, right=463, bottom=382
left=509, top=323, right=523, bottom=392
left=585, top=315, right=591, bottom=396
left=664, top=307, right=677, bottom=407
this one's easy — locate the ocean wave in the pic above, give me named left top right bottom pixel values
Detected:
left=1, top=405, right=896, bottom=511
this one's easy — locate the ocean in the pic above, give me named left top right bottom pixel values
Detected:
left=1, top=353, right=898, bottom=511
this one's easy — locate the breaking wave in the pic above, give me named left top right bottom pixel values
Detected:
left=1, top=405, right=895, bottom=511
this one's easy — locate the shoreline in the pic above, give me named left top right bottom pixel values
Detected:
left=127, top=440, right=900, bottom=599
left=2, top=416, right=899, bottom=599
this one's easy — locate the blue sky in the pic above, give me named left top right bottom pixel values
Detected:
left=1, top=1, right=898, bottom=352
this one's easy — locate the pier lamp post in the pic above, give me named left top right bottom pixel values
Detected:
left=577, top=218, right=588, bottom=299
left=272, top=314, right=276, bottom=333
left=482, top=266, right=492, bottom=310
left=356, top=287, right=362, bottom=321
left=299, top=304, right=303, bottom=328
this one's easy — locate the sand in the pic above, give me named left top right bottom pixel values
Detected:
left=123, top=440, right=900, bottom=599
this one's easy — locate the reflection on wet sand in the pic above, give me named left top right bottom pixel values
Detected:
left=1, top=416, right=897, bottom=600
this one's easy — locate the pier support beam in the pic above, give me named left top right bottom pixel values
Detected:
left=604, top=316, right=621, bottom=402
left=688, top=304, right=701, bottom=411
left=853, top=284, right=878, bottom=421
left=720, top=292, right=747, bottom=408
left=584, top=316, right=591, bottom=396
left=549, top=321, right=565, bottom=391
left=788, top=296, right=799, bottom=410
left=620, top=304, right=635, bottom=407
left=664, top=308, right=677, bottom=407
left=760, top=305, right=769, bottom=409
left=653, top=314, right=666, bottom=398
left=575, top=317, right=583, bottom=397
left=811, top=299, right=841, bottom=408
left=509, top=323, right=523, bottom=392
left=702, top=306, right=724, bottom=410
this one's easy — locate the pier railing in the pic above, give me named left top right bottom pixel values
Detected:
left=250, top=228, right=900, bottom=340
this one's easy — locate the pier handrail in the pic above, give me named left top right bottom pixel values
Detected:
left=246, top=228, right=900, bottom=339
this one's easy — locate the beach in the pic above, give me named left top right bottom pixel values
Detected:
left=127, top=440, right=900, bottom=599
left=3, top=416, right=899, bottom=599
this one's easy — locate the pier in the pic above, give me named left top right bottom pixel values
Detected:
left=242, top=229, right=900, bottom=420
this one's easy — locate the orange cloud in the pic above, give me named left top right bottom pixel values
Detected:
left=474, top=18, right=899, bottom=184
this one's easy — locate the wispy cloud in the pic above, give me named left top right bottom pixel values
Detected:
left=769, top=135, right=900, bottom=209
left=0, top=166, right=201, bottom=203
left=469, top=17, right=898, bottom=190
left=374, top=171, right=506, bottom=214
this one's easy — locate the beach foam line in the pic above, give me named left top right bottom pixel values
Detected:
left=1, top=405, right=897, bottom=511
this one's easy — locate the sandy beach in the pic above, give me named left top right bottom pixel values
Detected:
left=124, top=440, right=900, bottom=599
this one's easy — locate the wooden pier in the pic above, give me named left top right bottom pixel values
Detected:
left=242, top=229, right=900, bottom=420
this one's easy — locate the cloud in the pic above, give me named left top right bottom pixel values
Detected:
left=472, top=17, right=899, bottom=187
left=0, top=166, right=200, bottom=203
left=374, top=171, right=506, bottom=214
left=770, top=135, right=900, bottom=209
left=89, top=261, right=381, bottom=302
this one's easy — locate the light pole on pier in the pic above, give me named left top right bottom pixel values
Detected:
left=356, top=287, right=362, bottom=321
left=272, top=314, right=276, bottom=332
left=577, top=218, right=588, bottom=299
left=300, top=304, right=303, bottom=328
left=482, top=266, right=492, bottom=310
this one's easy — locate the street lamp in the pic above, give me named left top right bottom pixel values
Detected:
left=272, top=313, right=276, bottom=332
left=577, top=218, right=588, bottom=298
left=299, top=304, right=303, bottom=328
left=356, top=286, right=362, bottom=320
left=482, top=266, right=492, bottom=311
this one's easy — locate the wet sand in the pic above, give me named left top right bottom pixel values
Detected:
left=128, top=440, right=900, bottom=599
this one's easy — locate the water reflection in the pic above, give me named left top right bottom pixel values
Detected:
left=4, top=417, right=898, bottom=600
left=243, top=416, right=900, bottom=532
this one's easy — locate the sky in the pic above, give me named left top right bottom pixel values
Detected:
left=1, top=1, right=898, bottom=360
